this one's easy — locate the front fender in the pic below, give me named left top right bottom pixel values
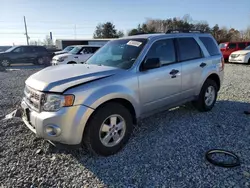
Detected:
left=82, top=85, right=140, bottom=117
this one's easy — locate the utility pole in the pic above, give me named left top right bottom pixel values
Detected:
left=23, top=16, right=29, bottom=45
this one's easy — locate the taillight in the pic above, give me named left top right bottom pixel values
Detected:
left=219, top=57, right=224, bottom=71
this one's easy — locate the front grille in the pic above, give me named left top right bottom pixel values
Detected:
left=24, top=85, right=43, bottom=112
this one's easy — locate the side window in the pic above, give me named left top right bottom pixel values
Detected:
left=12, top=47, right=23, bottom=53
left=35, top=47, right=47, bottom=52
left=228, top=43, right=236, bottom=49
left=238, top=43, right=246, bottom=49
left=23, top=47, right=34, bottom=53
left=177, top=37, right=202, bottom=61
left=199, top=37, right=220, bottom=56
left=92, top=47, right=100, bottom=53
left=146, top=39, right=176, bottom=66
left=81, top=47, right=91, bottom=54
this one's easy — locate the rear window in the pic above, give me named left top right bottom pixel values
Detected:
left=176, top=37, right=202, bottom=61
left=199, top=37, right=220, bottom=56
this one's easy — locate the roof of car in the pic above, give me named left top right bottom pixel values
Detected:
left=121, top=32, right=212, bottom=40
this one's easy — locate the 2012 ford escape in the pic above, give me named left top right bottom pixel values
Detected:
left=20, top=30, right=224, bottom=156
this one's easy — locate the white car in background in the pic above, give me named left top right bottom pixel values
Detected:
left=51, top=45, right=101, bottom=65
left=229, top=45, right=250, bottom=64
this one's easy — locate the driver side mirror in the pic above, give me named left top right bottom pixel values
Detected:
left=142, top=58, right=161, bottom=71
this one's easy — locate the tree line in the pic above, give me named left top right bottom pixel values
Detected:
left=93, top=15, right=250, bottom=44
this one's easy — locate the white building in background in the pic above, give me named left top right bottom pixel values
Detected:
left=55, top=39, right=113, bottom=50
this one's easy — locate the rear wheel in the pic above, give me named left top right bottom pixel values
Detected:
left=192, top=79, right=218, bottom=112
left=1, top=59, right=11, bottom=67
left=83, top=102, right=133, bottom=156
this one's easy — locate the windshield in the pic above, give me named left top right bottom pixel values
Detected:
left=245, top=45, right=250, bottom=50
left=219, top=43, right=226, bottom=49
left=63, top=46, right=74, bottom=52
left=69, top=46, right=82, bottom=54
left=86, top=39, right=147, bottom=69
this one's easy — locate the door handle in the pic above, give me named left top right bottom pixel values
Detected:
left=200, top=62, right=206, bottom=68
left=169, top=69, right=179, bottom=75
left=169, top=69, right=179, bottom=78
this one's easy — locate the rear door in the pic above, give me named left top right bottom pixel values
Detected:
left=176, top=37, right=205, bottom=99
left=138, top=38, right=182, bottom=114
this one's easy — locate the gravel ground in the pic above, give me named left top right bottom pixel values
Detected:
left=0, top=64, right=250, bottom=188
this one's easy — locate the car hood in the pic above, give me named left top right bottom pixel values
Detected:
left=54, top=51, right=67, bottom=55
left=25, top=64, right=122, bottom=92
left=231, top=50, right=250, bottom=55
left=53, top=53, right=72, bottom=59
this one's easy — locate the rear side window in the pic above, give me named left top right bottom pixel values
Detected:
left=238, top=43, right=246, bottom=49
left=35, top=46, right=47, bottom=52
left=199, top=37, right=220, bottom=56
left=177, top=37, right=202, bottom=61
left=228, top=43, right=236, bottom=49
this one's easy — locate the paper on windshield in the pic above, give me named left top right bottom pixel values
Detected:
left=126, top=40, right=142, bottom=47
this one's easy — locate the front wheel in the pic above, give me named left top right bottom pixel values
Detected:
left=83, top=102, right=133, bottom=156
left=1, top=59, right=11, bottom=67
left=192, top=79, right=218, bottom=112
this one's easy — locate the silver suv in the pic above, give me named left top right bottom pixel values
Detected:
left=21, top=30, right=224, bottom=156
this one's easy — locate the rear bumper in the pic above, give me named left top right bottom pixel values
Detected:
left=21, top=100, right=94, bottom=145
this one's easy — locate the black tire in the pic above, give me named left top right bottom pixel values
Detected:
left=248, top=58, right=250, bottom=65
left=34, top=57, right=45, bottom=65
left=0, top=59, right=11, bottom=67
left=192, top=79, right=218, bottom=112
left=67, top=61, right=77, bottom=64
left=83, top=102, right=133, bottom=156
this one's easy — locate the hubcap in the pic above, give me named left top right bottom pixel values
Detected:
left=99, top=114, right=126, bottom=147
left=38, top=58, right=44, bottom=65
left=1, top=60, right=10, bottom=67
left=205, top=86, right=216, bottom=106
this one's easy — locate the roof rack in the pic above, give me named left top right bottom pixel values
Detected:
left=166, top=30, right=205, bottom=34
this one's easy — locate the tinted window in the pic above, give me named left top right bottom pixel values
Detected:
left=245, top=45, right=250, bottom=50
left=146, top=39, right=176, bottom=65
left=35, top=46, right=47, bottom=52
left=12, top=47, right=23, bottom=53
left=238, top=43, right=246, bottom=49
left=92, top=47, right=100, bottom=53
left=177, top=38, right=202, bottom=61
left=199, top=37, right=220, bottom=56
left=228, top=43, right=236, bottom=49
left=247, top=43, right=250, bottom=47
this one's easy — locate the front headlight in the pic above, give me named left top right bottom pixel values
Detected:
left=42, top=94, right=75, bottom=112
left=240, top=53, right=248, bottom=56
left=58, top=56, right=68, bottom=62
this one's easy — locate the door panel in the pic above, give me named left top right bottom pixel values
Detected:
left=181, top=58, right=205, bottom=98
left=138, top=38, right=182, bottom=114
left=138, top=64, right=182, bottom=114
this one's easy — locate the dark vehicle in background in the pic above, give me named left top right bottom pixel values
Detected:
left=0, top=46, right=12, bottom=52
left=0, top=45, right=53, bottom=67
left=53, top=45, right=76, bottom=56
left=219, top=41, right=250, bottom=62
